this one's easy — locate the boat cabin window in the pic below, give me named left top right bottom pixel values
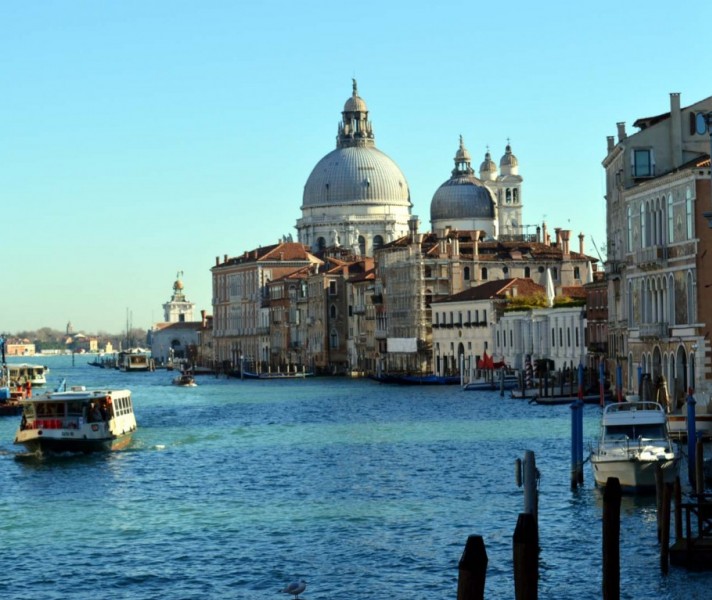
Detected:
left=604, top=424, right=666, bottom=441
left=67, top=401, right=84, bottom=416
left=36, top=402, right=66, bottom=418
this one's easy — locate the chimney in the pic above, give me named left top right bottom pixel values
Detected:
left=554, top=227, right=562, bottom=247
left=215, top=256, right=220, bottom=266
left=541, top=222, right=548, bottom=246
left=578, top=232, right=585, bottom=255
left=536, top=225, right=541, bottom=244
left=670, top=92, right=682, bottom=168
left=201, top=309, right=207, bottom=328
left=607, top=135, right=615, bottom=153
left=560, top=229, right=571, bottom=257
left=616, top=122, right=626, bottom=142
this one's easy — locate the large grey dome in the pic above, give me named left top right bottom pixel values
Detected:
left=303, top=146, right=410, bottom=207
left=431, top=136, right=495, bottom=221
left=430, top=177, right=495, bottom=220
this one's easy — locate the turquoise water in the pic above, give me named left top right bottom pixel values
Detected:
left=0, top=355, right=709, bottom=599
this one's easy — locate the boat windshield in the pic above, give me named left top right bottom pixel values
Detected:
left=604, top=423, right=667, bottom=441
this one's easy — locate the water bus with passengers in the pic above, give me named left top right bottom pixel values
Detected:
left=14, top=384, right=137, bottom=454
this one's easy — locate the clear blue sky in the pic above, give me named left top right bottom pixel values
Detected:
left=1, top=1, right=709, bottom=334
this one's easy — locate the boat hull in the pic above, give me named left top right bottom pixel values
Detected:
left=15, top=430, right=134, bottom=454
left=463, top=378, right=519, bottom=391
left=591, top=455, right=679, bottom=493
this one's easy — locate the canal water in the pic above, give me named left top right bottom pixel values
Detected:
left=0, top=354, right=709, bottom=599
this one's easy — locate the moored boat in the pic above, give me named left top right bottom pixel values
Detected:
left=590, top=400, right=680, bottom=493
left=14, top=386, right=137, bottom=454
left=241, top=369, right=313, bottom=380
left=463, top=369, right=519, bottom=392
left=117, top=349, right=153, bottom=372
left=660, top=394, right=712, bottom=441
left=8, top=363, right=49, bottom=387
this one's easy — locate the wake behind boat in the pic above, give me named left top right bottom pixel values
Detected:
left=590, top=400, right=680, bottom=493
left=14, top=385, right=137, bottom=455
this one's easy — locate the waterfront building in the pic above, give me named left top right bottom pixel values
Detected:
left=374, top=215, right=597, bottom=375
left=584, top=272, right=608, bottom=376
left=345, top=259, right=377, bottom=376
left=431, top=278, right=544, bottom=376
left=603, top=92, right=712, bottom=399
left=493, top=295, right=587, bottom=373
left=150, top=274, right=202, bottom=365
left=296, top=80, right=413, bottom=256
left=211, top=242, right=322, bottom=372
left=265, top=267, right=311, bottom=373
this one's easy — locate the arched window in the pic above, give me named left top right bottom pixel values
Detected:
left=330, top=304, right=337, bottom=319
left=506, top=188, right=512, bottom=203
left=687, top=271, right=695, bottom=324
left=317, top=237, right=326, bottom=252
left=667, top=194, right=674, bottom=244
left=524, top=267, right=530, bottom=278
left=463, top=266, right=471, bottom=281
left=686, top=188, right=693, bottom=239
left=513, top=189, right=519, bottom=203
left=373, top=235, right=384, bottom=250
left=358, top=235, right=366, bottom=256
left=330, top=329, right=339, bottom=349
left=481, top=267, right=488, bottom=280
left=627, top=206, right=633, bottom=252
left=640, top=202, right=646, bottom=249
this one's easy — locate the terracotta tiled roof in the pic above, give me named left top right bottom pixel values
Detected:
left=432, top=278, right=545, bottom=304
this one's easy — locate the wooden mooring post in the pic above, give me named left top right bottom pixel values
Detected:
left=602, top=477, right=621, bottom=600
left=457, top=535, right=487, bottom=600
left=513, top=512, right=538, bottom=600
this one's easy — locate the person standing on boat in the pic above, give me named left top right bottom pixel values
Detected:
left=25, top=380, right=32, bottom=399
left=89, top=403, right=102, bottom=422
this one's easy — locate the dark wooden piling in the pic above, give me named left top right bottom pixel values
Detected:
left=602, top=477, right=621, bottom=600
left=696, top=438, right=705, bottom=495
left=660, top=482, right=672, bottom=574
left=457, top=535, right=487, bottom=600
left=513, top=512, right=538, bottom=600
left=655, top=464, right=663, bottom=542
left=674, top=477, right=682, bottom=541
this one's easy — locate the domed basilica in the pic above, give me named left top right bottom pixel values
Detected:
left=297, top=81, right=524, bottom=255
left=297, top=80, right=413, bottom=256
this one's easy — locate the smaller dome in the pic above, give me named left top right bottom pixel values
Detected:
left=344, top=79, right=368, bottom=113
left=479, top=150, right=497, bottom=174
left=174, top=279, right=184, bottom=291
left=500, top=143, right=519, bottom=167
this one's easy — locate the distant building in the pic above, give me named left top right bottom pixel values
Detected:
left=150, top=274, right=203, bottom=365
left=6, top=341, right=36, bottom=356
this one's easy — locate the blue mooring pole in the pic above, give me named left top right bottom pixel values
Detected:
left=686, top=390, right=697, bottom=487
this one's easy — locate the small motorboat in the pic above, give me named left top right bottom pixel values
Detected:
left=590, top=400, right=680, bottom=493
left=173, top=372, right=197, bottom=387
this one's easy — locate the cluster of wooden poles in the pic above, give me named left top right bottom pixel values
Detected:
left=455, top=443, right=709, bottom=600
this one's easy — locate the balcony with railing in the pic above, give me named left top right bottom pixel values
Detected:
left=635, top=246, right=668, bottom=270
